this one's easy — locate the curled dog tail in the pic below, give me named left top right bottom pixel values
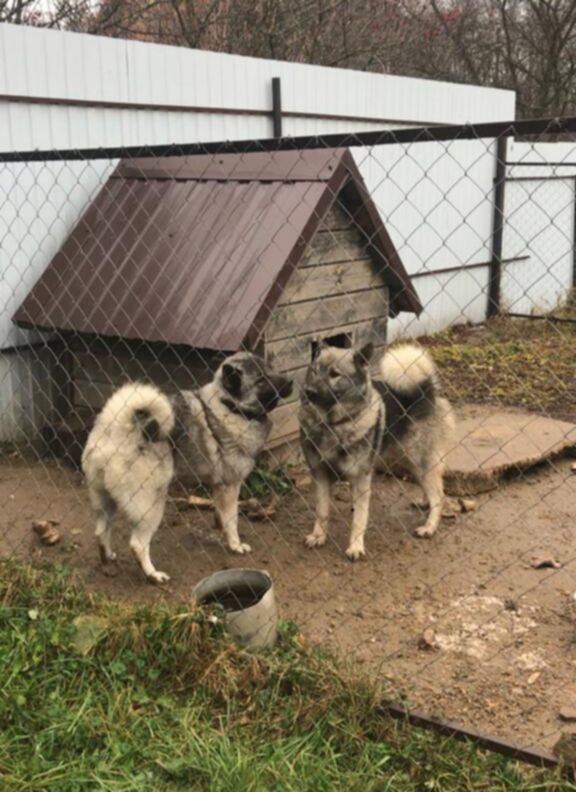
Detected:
left=98, top=382, right=175, bottom=443
left=379, top=343, right=438, bottom=415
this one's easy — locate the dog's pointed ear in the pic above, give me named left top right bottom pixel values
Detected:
left=222, top=363, right=242, bottom=397
left=354, top=342, right=374, bottom=369
left=311, top=339, right=329, bottom=361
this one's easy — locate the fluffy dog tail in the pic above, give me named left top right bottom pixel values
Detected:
left=379, top=343, right=438, bottom=413
left=98, top=382, right=175, bottom=443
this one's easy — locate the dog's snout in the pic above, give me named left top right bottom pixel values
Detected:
left=304, top=387, right=324, bottom=405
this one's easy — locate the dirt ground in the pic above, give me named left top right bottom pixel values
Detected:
left=3, top=449, right=576, bottom=754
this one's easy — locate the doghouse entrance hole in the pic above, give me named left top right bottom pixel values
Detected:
left=311, top=332, right=352, bottom=360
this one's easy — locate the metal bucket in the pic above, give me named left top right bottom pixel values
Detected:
left=192, top=568, right=277, bottom=650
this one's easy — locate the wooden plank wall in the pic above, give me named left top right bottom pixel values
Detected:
left=70, top=347, right=220, bottom=412
left=265, top=201, right=389, bottom=447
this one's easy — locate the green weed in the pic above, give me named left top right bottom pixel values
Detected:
left=0, top=561, right=571, bottom=791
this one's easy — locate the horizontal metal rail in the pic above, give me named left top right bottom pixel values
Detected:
left=1, top=116, right=576, bottom=163
left=379, top=701, right=561, bottom=771
left=410, top=255, right=529, bottom=280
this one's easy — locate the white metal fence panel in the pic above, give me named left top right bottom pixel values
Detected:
left=502, top=179, right=575, bottom=315
left=502, top=141, right=576, bottom=316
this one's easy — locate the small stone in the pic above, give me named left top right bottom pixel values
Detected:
left=418, top=628, right=437, bottom=650
left=559, top=708, right=576, bottom=722
left=530, top=556, right=562, bottom=570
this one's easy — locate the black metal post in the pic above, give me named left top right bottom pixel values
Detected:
left=487, top=136, right=508, bottom=318
left=272, top=77, right=282, bottom=138
left=572, top=177, right=576, bottom=292
left=486, top=137, right=508, bottom=319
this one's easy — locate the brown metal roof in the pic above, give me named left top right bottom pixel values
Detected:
left=14, top=149, right=421, bottom=351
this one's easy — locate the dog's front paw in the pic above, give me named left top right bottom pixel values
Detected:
left=230, top=542, right=252, bottom=555
left=415, top=524, right=436, bottom=538
left=147, top=570, right=170, bottom=585
left=99, top=546, right=117, bottom=564
left=345, top=543, right=365, bottom=561
left=305, top=531, right=327, bottom=548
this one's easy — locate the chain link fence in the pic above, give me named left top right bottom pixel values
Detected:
left=2, top=117, right=576, bottom=759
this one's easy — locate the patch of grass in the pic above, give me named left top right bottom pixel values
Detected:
left=240, top=463, right=293, bottom=501
left=423, top=317, right=576, bottom=420
left=193, top=463, right=293, bottom=502
left=0, top=561, right=571, bottom=791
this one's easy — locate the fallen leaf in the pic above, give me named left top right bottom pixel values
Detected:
left=334, top=486, right=349, bottom=503
left=32, top=520, right=61, bottom=546
left=442, top=510, right=458, bottom=520
left=28, top=609, right=39, bottom=621
left=530, top=556, right=562, bottom=570
left=72, top=615, right=110, bottom=655
left=458, top=497, right=477, bottom=513
left=418, top=628, right=437, bottom=650
left=239, top=496, right=278, bottom=521
left=187, top=495, right=214, bottom=510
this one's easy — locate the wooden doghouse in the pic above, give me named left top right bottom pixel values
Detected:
left=13, top=149, right=421, bottom=464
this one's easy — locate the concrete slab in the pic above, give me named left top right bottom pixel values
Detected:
left=445, top=405, right=576, bottom=495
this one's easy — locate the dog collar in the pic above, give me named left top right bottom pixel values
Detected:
left=220, top=398, right=268, bottom=422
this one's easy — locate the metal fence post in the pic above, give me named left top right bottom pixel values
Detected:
left=572, top=177, right=576, bottom=293
left=272, top=77, right=282, bottom=138
left=487, top=135, right=508, bottom=318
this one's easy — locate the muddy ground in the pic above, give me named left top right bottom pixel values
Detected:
left=2, top=449, right=576, bottom=754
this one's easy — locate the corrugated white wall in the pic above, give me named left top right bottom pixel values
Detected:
left=356, top=139, right=498, bottom=339
left=0, top=23, right=515, bottom=152
left=0, top=23, right=516, bottom=439
left=502, top=141, right=576, bottom=315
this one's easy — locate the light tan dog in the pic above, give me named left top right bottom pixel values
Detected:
left=82, top=353, right=292, bottom=583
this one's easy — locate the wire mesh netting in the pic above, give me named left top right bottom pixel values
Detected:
left=2, top=119, right=576, bottom=756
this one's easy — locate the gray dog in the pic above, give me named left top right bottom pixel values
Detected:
left=82, top=352, right=292, bottom=583
left=299, top=342, right=454, bottom=560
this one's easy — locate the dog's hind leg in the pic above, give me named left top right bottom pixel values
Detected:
left=213, top=483, right=249, bottom=554
left=414, top=461, right=444, bottom=538
left=127, top=496, right=170, bottom=584
left=345, top=472, right=372, bottom=561
left=306, top=474, right=332, bottom=549
left=92, top=490, right=117, bottom=564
